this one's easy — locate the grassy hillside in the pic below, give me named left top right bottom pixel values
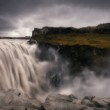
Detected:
left=33, top=33, right=110, bottom=49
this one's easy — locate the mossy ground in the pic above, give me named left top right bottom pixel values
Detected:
left=33, top=33, right=110, bottom=49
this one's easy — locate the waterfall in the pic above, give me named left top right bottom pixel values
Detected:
left=0, top=39, right=110, bottom=101
left=0, top=40, right=49, bottom=98
left=0, top=40, right=69, bottom=101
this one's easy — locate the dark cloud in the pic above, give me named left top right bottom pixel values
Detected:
left=58, top=0, right=110, bottom=9
left=0, top=0, right=109, bottom=16
left=0, top=17, right=16, bottom=31
left=0, top=0, right=39, bottom=16
left=0, top=0, right=110, bottom=36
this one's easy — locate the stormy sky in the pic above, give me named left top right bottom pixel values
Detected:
left=0, top=0, right=110, bottom=36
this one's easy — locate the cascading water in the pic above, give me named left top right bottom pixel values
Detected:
left=0, top=39, right=69, bottom=101
left=0, top=40, right=49, bottom=98
left=0, top=39, right=110, bottom=102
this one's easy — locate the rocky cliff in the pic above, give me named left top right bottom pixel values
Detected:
left=32, top=23, right=110, bottom=38
left=30, top=23, right=110, bottom=76
left=34, top=42, right=110, bottom=77
left=31, top=23, right=110, bottom=48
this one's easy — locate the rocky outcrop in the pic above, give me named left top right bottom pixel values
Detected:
left=0, top=89, right=41, bottom=110
left=94, top=23, right=110, bottom=34
left=43, top=94, right=110, bottom=110
left=1, top=90, right=110, bottom=110
left=32, top=27, right=77, bottom=37
left=32, top=23, right=110, bottom=37
left=35, top=42, right=110, bottom=76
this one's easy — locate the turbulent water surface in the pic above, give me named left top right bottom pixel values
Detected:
left=0, top=39, right=110, bottom=101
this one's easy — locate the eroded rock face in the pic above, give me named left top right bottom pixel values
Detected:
left=42, top=94, right=110, bottom=110
left=32, top=23, right=110, bottom=37
left=36, top=42, right=110, bottom=77
left=32, top=27, right=76, bottom=37
left=0, top=89, right=41, bottom=110
left=43, top=94, right=86, bottom=110
left=1, top=90, right=110, bottom=110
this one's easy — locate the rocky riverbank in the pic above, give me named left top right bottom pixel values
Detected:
left=1, top=90, right=110, bottom=110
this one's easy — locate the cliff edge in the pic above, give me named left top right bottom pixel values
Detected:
left=31, top=23, right=110, bottom=48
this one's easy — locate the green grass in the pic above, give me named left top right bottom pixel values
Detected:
left=33, top=33, right=110, bottom=49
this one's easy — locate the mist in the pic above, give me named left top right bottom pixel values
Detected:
left=35, top=42, right=110, bottom=99
left=58, top=69, right=110, bottom=98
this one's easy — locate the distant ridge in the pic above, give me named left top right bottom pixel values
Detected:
left=0, top=36, right=31, bottom=39
left=31, top=23, right=110, bottom=48
left=32, top=23, right=110, bottom=37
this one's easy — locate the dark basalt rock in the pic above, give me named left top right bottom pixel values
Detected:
left=43, top=94, right=87, bottom=110
left=0, top=90, right=110, bottom=110
left=0, top=89, right=41, bottom=110
left=36, top=42, right=110, bottom=76
left=32, top=27, right=77, bottom=37
left=42, top=94, right=110, bottom=110
left=32, top=23, right=110, bottom=38
left=31, top=23, right=110, bottom=77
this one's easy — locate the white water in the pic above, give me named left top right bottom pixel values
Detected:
left=0, top=39, right=110, bottom=101
left=0, top=40, right=51, bottom=99
left=0, top=39, right=69, bottom=101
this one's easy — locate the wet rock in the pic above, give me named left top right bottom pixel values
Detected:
left=0, top=89, right=41, bottom=110
left=0, top=90, right=110, bottom=110
left=92, top=98, right=110, bottom=107
left=42, top=94, right=110, bottom=110
left=94, top=108, right=107, bottom=110
left=81, top=99, right=94, bottom=107
left=45, top=94, right=77, bottom=102
left=43, top=94, right=87, bottom=110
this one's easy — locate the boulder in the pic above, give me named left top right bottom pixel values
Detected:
left=0, top=89, right=41, bottom=110
left=43, top=94, right=87, bottom=110
left=42, top=94, right=110, bottom=110
left=92, top=98, right=110, bottom=107
left=0, top=90, right=110, bottom=110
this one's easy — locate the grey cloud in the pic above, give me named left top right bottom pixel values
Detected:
left=0, top=17, right=16, bottom=31
left=0, top=0, right=40, bottom=16
left=0, top=0, right=56, bottom=17
left=0, top=0, right=110, bottom=17
left=58, top=0, right=110, bottom=9
left=25, top=6, right=110, bottom=28
left=0, top=0, right=110, bottom=36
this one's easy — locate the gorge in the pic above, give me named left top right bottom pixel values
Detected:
left=0, top=23, right=110, bottom=110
